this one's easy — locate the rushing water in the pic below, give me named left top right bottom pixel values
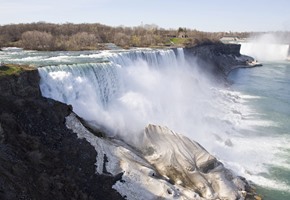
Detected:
left=228, top=61, right=290, bottom=200
left=230, top=43, right=290, bottom=200
left=1, top=46, right=290, bottom=199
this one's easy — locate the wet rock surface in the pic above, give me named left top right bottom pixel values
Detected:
left=0, top=68, right=123, bottom=200
left=184, top=43, right=255, bottom=76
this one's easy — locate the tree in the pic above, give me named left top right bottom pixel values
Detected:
left=21, top=31, right=54, bottom=50
left=178, top=27, right=184, bottom=33
left=141, top=34, right=155, bottom=46
left=0, top=22, right=250, bottom=50
left=114, top=32, right=130, bottom=48
left=130, top=35, right=141, bottom=47
left=68, top=32, right=98, bottom=50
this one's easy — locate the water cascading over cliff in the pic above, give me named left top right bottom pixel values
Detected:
left=37, top=48, right=284, bottom=193
left=240, top=42, right=289, bottom=61
left=38, top=49, right=231, bottom=145
left=240, top=33, right=290, bottom=61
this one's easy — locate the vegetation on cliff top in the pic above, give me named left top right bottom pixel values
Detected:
left=0, top=64, right=34, bottom=77
left=0, top=22, right=251, bottom=51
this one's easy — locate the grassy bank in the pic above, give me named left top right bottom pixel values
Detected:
left=0, top=64, right=34, bottom=77
left=170, top=38, right=192, bottom=46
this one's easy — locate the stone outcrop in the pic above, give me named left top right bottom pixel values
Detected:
left=183, top=43, right=259, bottom=76
left=0, top=67, right=123, bottom=200
left=66, top=113, right=257, bottom=200
left=0, top=66, right=40, bottom=97
left=139, top=124, right=255, bottom=200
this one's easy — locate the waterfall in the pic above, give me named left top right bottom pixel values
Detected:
left=38, top=49, right=204, bottom=135
left=40, top=48, right=262, bottom=183
left=36, top=47, right=286, bottom=193
left=39, top=48, right=258, bottom=154
left=38, top=62, right=121, bottom=113
left=38, top=48, right=231, bottom=145
left=240, top=42, right=289, bottom=61
left=38, top=48, right=254, bottom=163
left=240, top=33, right=290, bottom=61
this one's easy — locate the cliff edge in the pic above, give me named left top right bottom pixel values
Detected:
left=184, top=43, right=261, bottom=76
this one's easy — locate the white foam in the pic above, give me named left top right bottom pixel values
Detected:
left=214, top=133, right=290, bottom=192
left=36, top=49, right=290, bottom=193
left=1, top=47, right=23, bottom=51
left=251, top=175, right=290, bottom=192
left=14, top=56, right=47, bottom=62
left=45, top=55, right=71, bottom=62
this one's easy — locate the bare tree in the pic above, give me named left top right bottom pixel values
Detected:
left=130, top=35, right=141, bottom=47
left=114, top=32, right=130, bottom=48
left=0, top=22, right=256, bottom=50
left=68, top=32, right=98, bottom=50
left=21, top=31, right=54, bottom=50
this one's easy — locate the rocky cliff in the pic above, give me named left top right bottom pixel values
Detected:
left=183, top=43, right=258, bottom=76
left=0, top=66, right=123, bottom=200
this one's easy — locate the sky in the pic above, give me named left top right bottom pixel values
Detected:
left=1, top=0, right=290, bottom=32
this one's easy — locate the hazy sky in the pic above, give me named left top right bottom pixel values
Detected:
left=1, top=0, right=290, bottom=32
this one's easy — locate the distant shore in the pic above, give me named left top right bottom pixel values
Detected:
left=0, top=22, right=250, bottom=51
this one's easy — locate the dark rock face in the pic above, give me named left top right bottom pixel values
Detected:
left=0, top=69, right=40, bottom=97
left=0, top=70, right=123, bottom=200
left=184, top=43, right=254, bottom=77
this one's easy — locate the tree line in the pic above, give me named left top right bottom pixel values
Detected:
left=0, top=22, right=251, bottom=51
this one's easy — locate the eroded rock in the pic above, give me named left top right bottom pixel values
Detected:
left=139, top=124, right=248, bottom=200
left=66, top=113, right=255, bottom=200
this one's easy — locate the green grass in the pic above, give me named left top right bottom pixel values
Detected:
left=0, top=64, right=33, bottom=77
left=170, top=38, right=191, bottom=45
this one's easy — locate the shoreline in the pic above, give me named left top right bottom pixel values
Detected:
left=226, top=61, right=263, bottom=76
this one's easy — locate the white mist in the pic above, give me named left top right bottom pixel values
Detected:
left=38, top=48, right=290, bottom=192
left=240, top=33, right=290, bottom=61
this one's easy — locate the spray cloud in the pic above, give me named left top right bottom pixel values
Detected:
left=240, top=33, right=290, bottom=61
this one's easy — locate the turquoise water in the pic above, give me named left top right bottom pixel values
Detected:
left=228, top=62, right=290, bottom=200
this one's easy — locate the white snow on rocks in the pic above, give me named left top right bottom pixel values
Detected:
left=66, top=113, right=249, bottom=200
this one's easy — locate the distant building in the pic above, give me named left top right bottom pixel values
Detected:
left=178, top=31, right=188, bottom=38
